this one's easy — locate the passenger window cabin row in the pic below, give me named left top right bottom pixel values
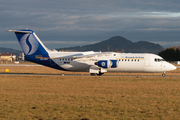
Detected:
left=118, top=59, right=140, bottom=62
left=59, top=59, right=73, bottom=61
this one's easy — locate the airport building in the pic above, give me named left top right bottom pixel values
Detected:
left=0, top=53, right=16, bottom=62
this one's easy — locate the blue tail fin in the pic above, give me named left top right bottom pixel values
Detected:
left=7, top=29, right=68, bottom=71
left=9, top=30, right=49, bottom=56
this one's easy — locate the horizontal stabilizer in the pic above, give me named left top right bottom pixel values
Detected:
left=6, top=30, right=32, bottom=33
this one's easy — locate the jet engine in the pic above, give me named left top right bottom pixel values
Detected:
left=95, top=60, right=118, bottom=68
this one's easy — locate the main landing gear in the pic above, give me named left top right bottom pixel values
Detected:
left=90, top=73, right=104, bottom=76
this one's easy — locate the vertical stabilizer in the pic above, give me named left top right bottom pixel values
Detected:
left=7, top=29, right=68, bottom=71
left=7, top=30, right=49, bottom=56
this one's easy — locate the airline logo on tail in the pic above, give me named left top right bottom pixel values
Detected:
left=19, top=33, right=39, bottom=55
left=7, top=30, right=49, bottom=56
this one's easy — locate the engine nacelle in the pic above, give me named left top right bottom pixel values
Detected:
left=95, top=60, right=118, bottom=68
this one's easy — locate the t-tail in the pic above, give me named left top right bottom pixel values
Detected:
left=7, top=29, right=68, bottom=71
left=7, top=30, right=50, bottom=61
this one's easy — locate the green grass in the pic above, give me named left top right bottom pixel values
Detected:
left=0, top=76, right=180, bottom=119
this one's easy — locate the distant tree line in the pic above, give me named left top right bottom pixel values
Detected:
left=158, top=46, right=180, bottom=61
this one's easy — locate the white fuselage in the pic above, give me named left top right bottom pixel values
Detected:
left=48, top=51, right=176, bottom=73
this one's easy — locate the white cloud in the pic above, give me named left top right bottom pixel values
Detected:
left=136, top=28, right=180, bottom=31
left=152, top=41, right=180, bottom=47
left=1, top=0, right=180, bottom=49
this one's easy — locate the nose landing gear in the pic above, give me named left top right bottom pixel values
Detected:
left=162, top=72, right=166, bottom=77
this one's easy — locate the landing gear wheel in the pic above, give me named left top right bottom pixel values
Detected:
left=97, top=72, right=104, bottom=76
left=97, top=74, right=102, bottom=76
left=162, top=72, right=166, bottom=77
left=90, top=72, right=104, bottom=76
left=90, top=73, right=97, bottom=76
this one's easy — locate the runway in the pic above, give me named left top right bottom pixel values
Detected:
left=0, top=73, right=180, bottom=78
left=0, top=64, right=179, bottom=78
left=0, top=64, right=42, bottom=66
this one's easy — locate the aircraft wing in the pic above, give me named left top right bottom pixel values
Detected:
left=73, top=52, right=113, bottom=59
left=52, top=52, right=113, bottom=60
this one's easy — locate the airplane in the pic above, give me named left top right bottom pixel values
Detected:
left=7, top=29, right=176, bottom=77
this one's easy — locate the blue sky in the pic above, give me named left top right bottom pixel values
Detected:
left=1, top=0, right=180, bottom=50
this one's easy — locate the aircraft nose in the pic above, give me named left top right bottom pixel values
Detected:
left=167, top=63, right=177, bottom=71
left=171, top=65, right=177, bottom=70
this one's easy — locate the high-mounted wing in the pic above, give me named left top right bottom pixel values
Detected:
left=73, top=52, right=113, bottom=59
left=52, top=52, right=113, bottom=60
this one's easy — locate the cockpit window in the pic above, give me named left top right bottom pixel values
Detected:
left=154, top=58, right=165, bottom=62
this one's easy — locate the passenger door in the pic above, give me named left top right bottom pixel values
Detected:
left=145, top=57, right=150, bottom=66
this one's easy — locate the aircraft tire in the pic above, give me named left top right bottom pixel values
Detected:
left=90, top=73, right=97, bottom=76
left=162, top=72, right=166, bottom=77
left=97, top=74, right=102, bottom=76
left=97, top=73, right=104, bottom=76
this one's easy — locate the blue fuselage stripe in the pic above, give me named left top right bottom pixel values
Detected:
left=25, top=56, right=68, bottom=71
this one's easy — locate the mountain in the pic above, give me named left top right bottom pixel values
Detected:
left=0, top=36, right=163, bottom=55
left=56, top=36, right=163, bottom=54
left=0, top=47, right=22, bottom=55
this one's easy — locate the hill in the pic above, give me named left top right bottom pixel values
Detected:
left=56, top=36, right=163, bottom=54
left=0, top=36, right=163, bottom=55
left=0, top=47, right=22, bottom=55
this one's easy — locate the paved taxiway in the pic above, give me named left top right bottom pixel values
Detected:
left=0, top=64, right=42, bottom=66
left=0, top=64, right=179, bottom=78
left=0, top=73, right=180, bottom=78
